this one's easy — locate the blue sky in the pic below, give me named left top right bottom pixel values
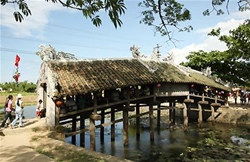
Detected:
left=1, top=0, right=249, bottom=83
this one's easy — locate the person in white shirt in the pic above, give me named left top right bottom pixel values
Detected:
left=10, top=94, right=24, bottom=128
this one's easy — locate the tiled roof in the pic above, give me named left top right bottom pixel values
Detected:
left=47, top=59, right=229, bottom=96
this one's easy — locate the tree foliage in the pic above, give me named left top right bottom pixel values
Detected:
left=1, top=0, right=250, bottom=41
left=181, top=20, right=250, bottom=86
left=0, top=81, right=37, bottom=93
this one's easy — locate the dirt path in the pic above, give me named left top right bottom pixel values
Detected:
left=0, top=118, right=54, bottom=162
left=0, top=118, right=132, bottom=162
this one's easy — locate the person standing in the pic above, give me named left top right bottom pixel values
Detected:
left=10, top=94, right=24, bottom=128
left=36, top=99, right=43, bottom=119
left=1, top=95, right=14, bottom=129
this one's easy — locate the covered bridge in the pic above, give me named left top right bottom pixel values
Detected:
left=37, top=58, right=229, bottom=124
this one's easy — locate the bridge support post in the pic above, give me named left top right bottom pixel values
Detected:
left=72, top=117, right=76, bottom=145
left=100, top=109, right=105, bottom=143
left=183, top=103, right=188, bottom=131
left=80, top=115, right=85, bottom=147
left=89, top=113, right=101, bottom=151
left=123, top=109, right=129, bottom=146
left=169, top=101, right=176, bottom=129
left=89, top=117, right=96, bottom=151
left=111, top=108, right=115, bottom=141
left=183, top=97, right=194, bottom=131
left=136, top=103, right=140, bottom=140
left=198, top=104, right=203, bottom=128
left=149, top=104, right=154, bottom=141
left=157, top=103, right=161, bottom=127
left=210, top=102, right=221, bottom=125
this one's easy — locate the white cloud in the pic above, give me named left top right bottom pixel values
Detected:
left=0, top=0, right=64, bottom=37
left=170, top=10, right=249, bottom=65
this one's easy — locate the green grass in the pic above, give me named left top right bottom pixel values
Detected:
left=0, top=92, right=37, bottom=109
left=0, top=92, right=36, bottom=96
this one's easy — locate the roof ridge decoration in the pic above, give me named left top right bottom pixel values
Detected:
left=130, top=45, right=159, bottom=73
left=36, top=44, right=77, bottom=61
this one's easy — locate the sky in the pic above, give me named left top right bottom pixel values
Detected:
left=0, top=0, right=249, bottom=83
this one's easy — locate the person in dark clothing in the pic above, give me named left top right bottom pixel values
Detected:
left=1, top=95, right=14, bottom=129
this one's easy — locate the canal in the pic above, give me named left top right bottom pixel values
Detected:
left=65, top=117, right=250, bottom=161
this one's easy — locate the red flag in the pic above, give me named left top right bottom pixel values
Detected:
left=14, top=55, right=20, bottom=67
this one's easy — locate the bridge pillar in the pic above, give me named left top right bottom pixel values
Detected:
left=210, top=103, right=221, bottom=125
left=198, top=104, right=203, bottom=128
left=111, top=108, right=115, bottom=141
left=183, top=97, right=194, bottom=131
left=123, top=109, right=129, bottom=146
left=149, top=104, right=154, bottom=141
left=197, top=101, right=209, bottom=128
left=89, top=114, right=101, bottom=151
left=100, top=109, right=105, bottom=143
left=136, top=103, right=140, bottom=140
left=80, top=114, right=85, bottom=147
left=157, top=103, right=161, bottom=127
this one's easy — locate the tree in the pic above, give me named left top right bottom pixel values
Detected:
left=1, top=0, right=250, bottom=42
left=181, top=20, right=250, bottom=86
left=0, top=81, right=36, bottom=92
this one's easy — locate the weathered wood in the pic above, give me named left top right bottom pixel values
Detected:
left=169, top=108, right=173, bottom=129
left=100, top=109, right=105, bottom=143
left=184, top=99, right=194, bottom=103
left=55, top=106, right=60, bottom=126
left=72, top=117, right=76, bottom=145
left=210, top=106, right=215, bottom=125
left=189, top=108, right=199, bottom=111
left=198, top=101, right=209, bottom=105
left=89, top=118, right=96, bottom=151
left=124, top=106, right=135, bottom=112
left=111, top=108, right=115, bottom=141
left=136, top=103, right=140, bottom=140
left=80, top=115, right=85, bottom=147
left=90, top=114, right=102, bottom=120
left=59, top=95, right=154, bottom=118
left=210, top=103, right=221, bottom=106
left=198, top=104, right=203, bottom=128
left=93, top=92, right=97, bottom=114
left=157, top=104, right=161, bottom=127
left=123, top=88, right=130, bottom=147
left=123, top=109, right=129, bottom=146
left=220, top=105, right=229, bottom=109
left=173, top=108, right=176, bottom=125
left=169, top=102, right=174, bottom=129
left=149, top=104, right=154, bottom=141
left=183, top=103, right=188, bottom=131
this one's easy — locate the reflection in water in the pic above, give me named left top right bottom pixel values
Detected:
left=66, top=120, right=248, bottom=161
